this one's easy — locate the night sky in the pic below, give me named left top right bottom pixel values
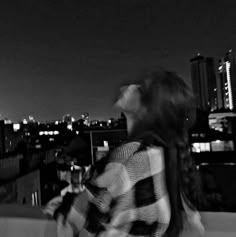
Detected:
left=0, top=0, right=236, bottom=122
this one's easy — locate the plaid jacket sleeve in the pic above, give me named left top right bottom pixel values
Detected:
left=68, top=142, right=171, bottom=237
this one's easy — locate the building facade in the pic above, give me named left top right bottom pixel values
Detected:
left=217, top=50, right=236, bottom=110
left=190, top=55, right=218, bottom=111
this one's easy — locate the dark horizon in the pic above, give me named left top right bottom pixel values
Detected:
left=0, top=0, right=236, bottom=122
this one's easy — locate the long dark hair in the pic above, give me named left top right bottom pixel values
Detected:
left=127, top=70, right=202, bottom=236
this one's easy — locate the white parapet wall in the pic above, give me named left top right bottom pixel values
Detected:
left=0, top=205, right=236, bottom=237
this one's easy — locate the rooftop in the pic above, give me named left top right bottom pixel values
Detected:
left=0, top=204, right=236, bottom=237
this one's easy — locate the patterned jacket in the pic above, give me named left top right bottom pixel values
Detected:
left=67, top=141, right=171, bottom=237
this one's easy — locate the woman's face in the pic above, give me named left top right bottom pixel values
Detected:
left=114, top=84, right=142, bottom=115
left=115, top=84, right=143, bottom=133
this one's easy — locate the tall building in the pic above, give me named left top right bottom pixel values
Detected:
left=217, top=49, right=236, bottom=110
left=0, top=120, right=23, bottom=158
left=190, top=54, right=218, bottom=111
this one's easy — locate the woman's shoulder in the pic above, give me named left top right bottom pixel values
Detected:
left=109, top=141, right=141, bottom=162
left=110, top=142, right=164, bottom=164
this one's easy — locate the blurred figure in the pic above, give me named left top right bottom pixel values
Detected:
left=55, top=70, right=204, bottom=237
left=60, top=166, right=85, bottom=197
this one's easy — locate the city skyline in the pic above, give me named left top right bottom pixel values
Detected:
left=0, top=0, right=236, bottom=121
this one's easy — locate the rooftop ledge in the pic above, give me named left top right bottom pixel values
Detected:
left=0, top=204, right=236, bottom=237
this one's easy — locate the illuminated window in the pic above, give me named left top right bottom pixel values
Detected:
left=199, top=133, right=206, bottom=138
left=103, top=141, right=109, bottom=147
left=32, top=193, right=35, bottom=206
left=192, top=143, right=210, bottom=152
left=211, top=140, right=234, bottom=151
left=32, top=191, right=39, bottom=206
left=4, top=119, right=12, bottom=124
left=67, top=124, right=73, bottom=130
left=35, top=191, right=38, bottom=206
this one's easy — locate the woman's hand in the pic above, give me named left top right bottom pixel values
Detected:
left=42, top=196, right=63, bottom=218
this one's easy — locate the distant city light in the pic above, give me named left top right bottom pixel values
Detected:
left=4, top=119, right=12, bottom=124
left=226, top=61, right=233, bottom=110
left=13, top=123, right=20, bottom=132
left=67, top=124, right=73, bottom=130
left=29, top=115, right=34, bottom=121
left=192, top=142, right=210, bottom=153
left=39, top=130, right=60, bottom=135
left=23, top=119, right=27, bottom=124
left=103, top=141, right=109, bottom=147
left=55, top=121, right=59, bottom=125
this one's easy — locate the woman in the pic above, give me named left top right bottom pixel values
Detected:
left=56, top=70, right=204, bottom=237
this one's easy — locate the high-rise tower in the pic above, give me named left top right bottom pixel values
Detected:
left=190, top=54, right=217, bottom=111
left=217, top=49, right=236, bottom=110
